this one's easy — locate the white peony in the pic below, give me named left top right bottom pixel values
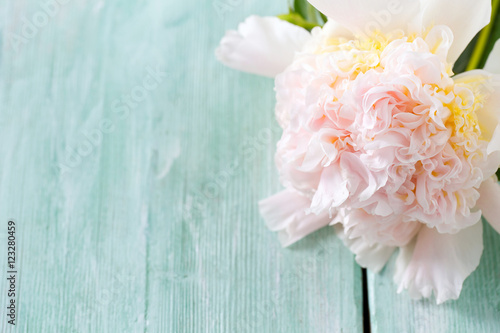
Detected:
left=217, top=0, right=500, bottom=303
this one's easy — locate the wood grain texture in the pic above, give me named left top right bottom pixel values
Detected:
left=0, top=0, right=363, bottom=332
left=3, top=0, right=499, bottom=332
left=368, top=220, right=500, bottom=333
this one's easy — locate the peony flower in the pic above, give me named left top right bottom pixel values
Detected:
left=216, top=0, right=500, bottom=303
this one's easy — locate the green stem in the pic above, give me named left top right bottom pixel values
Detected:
left=467, top=0, right=500, bottom=70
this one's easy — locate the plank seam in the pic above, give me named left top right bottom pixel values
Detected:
left=362, top=268, right=371, bottom=333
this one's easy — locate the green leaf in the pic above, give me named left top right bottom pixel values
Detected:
left=453, top=34, right=479, bottom=74
left=465, top=0, right=500, bottom=70
left=479, top=0, right=500, bottom=68
left=277, top=13, right=320, bottom=31
left=288, top=0, right=327, bottom=25
left=294, top=0, right=316, bottom=23
left=279, top=0, right=327, bottom=32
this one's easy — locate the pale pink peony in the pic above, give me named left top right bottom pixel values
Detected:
left=217, top=0, right=500, bottom=303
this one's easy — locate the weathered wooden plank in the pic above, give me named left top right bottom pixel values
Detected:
left=143, top=1, right=364, bottom=332
left=0, top=0, right=162, bottom=331
left=368, top=220, right=500, bottom=333
left=0, top=0, right=364, bottom=332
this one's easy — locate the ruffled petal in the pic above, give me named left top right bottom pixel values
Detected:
left=484, top=39, right=500, bottom=74
left=394, top=222, right=483, bottom=304
left=420, top=0, right=491, bottom=64
left=334, top=224, right=396, bottom=273
left=310, top=164, right=349, bottom=213
left=215, top=16, right=311, bottom=77
left=307, top=0, right=420, bottom=36
left=476, top=177, right=500, bottom=234
left=259, top=190, right=331, bottom=247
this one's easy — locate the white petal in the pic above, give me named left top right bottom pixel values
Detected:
left=318, top=19, right=353, bottom=39
left=334, top=224, right=396, bottom=273
left=488, top=126, right=500, bottom=155
left=454, top=71, right=500, bottom=150
left=215, top=16, right=311, bottom=78
left=307, top=0, right=420, bottom=36
left=259, top=190, right=331, bottom=247
left=393, top=238, right=421, bottom=299
left=394, top=222, right=483, bottom=304
left=476, top=177, right=500, bottom=234
left=483, top=74, right=500, bottom=153
left=420, top=0, right=491, bottom=64
left=485, top=39, right=500, bottom=74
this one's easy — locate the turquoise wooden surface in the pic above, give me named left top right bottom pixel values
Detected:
left=368, top=220, right=500, bottom=333
left=0, top=1, right=363, bottom=332
left=1, top=1, right=499, bottom=332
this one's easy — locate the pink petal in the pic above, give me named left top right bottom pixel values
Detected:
left=259, top=190, right=332, bottom=247
left=334, top=224, right=396, bottom=273
left=394, top=222, right=483, bottom=304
